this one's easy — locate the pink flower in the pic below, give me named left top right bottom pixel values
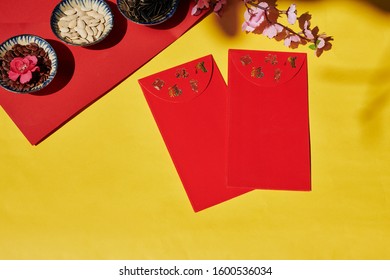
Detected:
left=315, top=35, right=333, bottom=57
left=317, top=37, right=325, bottom=49
left=263, top=23, right=283, bottom=38
left=8, top=55, right=40, bottom=84
left=195, top=0, right=210, bottom=9
left=213, top=0, right=226, bottom=16
left=287, top=4, right=297, bottom=24
left=242, top=2, right=269, bottom=32
left=191, top=0, right=210, bottom=16
left=284, top=34, right=300, bottom=48
left=303, top=20, right=315, bottom=39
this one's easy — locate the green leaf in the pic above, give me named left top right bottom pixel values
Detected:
left=309, top=44, right=317, bottom=50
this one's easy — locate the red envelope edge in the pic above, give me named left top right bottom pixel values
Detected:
left=227, top=49, right=311, bottom=191
left=139, top=55, right=253, bottom=212
left=0, top=1, right=206, bottom=145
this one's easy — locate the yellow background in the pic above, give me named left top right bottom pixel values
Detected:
left=1, top=0, right=389, bottom=259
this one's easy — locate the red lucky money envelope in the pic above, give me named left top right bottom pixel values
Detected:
left=227, top=49, right=311, bottom=191
left=139, top=55, right=252, bottom=212
left=0, top=0, right=206, bottom=145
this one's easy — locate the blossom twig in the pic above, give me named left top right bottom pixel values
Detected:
left=192, top=0, right=334, bottom=57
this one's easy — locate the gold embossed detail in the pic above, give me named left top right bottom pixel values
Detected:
left=195, top=61, right=207, bottom=73
left=240, top=55, right=252, bottom=66
left=152, top=78, right=165, bottom=90
left=175, top=68, right=189, bottom=79
left=168, top=84, right=182, bottom=97
left=287, top=56, right=297, bottom=68
left=251, top=67, right=264, bottom=79
left=265, top=54, right=278, bottom=65
left=274, top=68, right=281, bottom=81
left=189, top=79, right=199, bottom=93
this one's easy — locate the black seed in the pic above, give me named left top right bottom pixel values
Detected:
left=120, top=0, right=175, bottom=23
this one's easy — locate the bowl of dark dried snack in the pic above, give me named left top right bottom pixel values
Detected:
left=117, top=0, right=180, bottom=25
left=0, top=34, right=58, bottom=94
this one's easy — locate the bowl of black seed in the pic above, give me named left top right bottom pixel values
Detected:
left=0, top=34, right=58, bottom=94
left=117, top=0, right=180, bottom=25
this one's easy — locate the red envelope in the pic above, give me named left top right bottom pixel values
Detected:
left=139, top=55, right=252, bottom=212
left=227, top=49, right=311, bottom=191
left=0, top=1, right=205, bottom=145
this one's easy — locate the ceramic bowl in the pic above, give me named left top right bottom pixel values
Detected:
left=0, top=34, right=58, bottom=94
left=51, top=0, right=114, bottom=46
left=117, top=0, right=180, bottom=25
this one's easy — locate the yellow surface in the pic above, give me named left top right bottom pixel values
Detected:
left=0, top=1, right=389, bottom=259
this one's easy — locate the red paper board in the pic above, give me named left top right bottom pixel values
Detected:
left=0, top=0, right=205, bottom=145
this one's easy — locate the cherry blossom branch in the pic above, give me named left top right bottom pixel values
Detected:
left=260, top=4, right=310, bottom=42
left=192, top=0, right=334, bottom=57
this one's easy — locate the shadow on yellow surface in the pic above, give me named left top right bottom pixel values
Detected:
left=357, top=49, right=389, bottom=145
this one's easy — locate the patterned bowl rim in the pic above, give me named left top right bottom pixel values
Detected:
left=0, top=34, right=58, bottom=94
left=50, top=0, right=114, bottom=47
left=117, top=0, right=180, bottom=26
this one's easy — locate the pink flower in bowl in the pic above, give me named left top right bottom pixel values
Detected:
left=8, top=55, right=40, bottom=84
